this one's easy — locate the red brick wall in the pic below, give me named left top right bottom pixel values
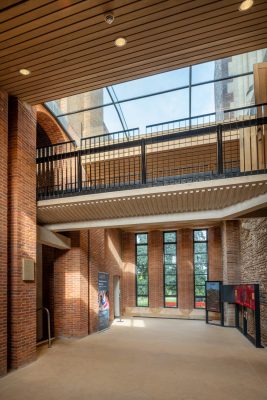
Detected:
left=149, top=231, right=164, bottom=308
left=122, top=232, right=136, bottom=309
left=0, top=91, right=8, bottom=376
left=178, top=229, right=194, bottom=310
left=208, top=226, right=223, bottom=281
left=239, top=218, right=267, bottom=346
left=35, top=104, right=69, bottom=147
left=122, top=227, right=222, bottom=312
left=89, top=229, right=123, bottom=333
left=221, top=220, right=241, bottom=325
left=8, top=97, right=37, bottom=369
left=54, top=231, right=89, bottom=337
left=49, top=229, right=122, bottom=337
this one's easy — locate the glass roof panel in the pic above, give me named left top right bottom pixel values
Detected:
left=43, top=47, right=267, bottom=144
left=112, top=67, right=189, bottom=101
left=192, top=49, right=267, bottom=84
left=119, top=88, right=189, bottom=134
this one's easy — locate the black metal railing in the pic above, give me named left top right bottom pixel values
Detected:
left=36, top=104, right=267, bottom=200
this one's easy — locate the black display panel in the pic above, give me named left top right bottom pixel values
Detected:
left=206, top=281, right=221, bottom=312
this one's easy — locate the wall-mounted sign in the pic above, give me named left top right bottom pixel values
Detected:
left=98, top=272, right=109, bottom=331
left=206, top=281, right=221, bottom=312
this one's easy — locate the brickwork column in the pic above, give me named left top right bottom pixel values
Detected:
left=148, top=231, right=163, bottom=308
left=88, top=229, right=105, bottom=333
left=208, top=226, right=223, bottom=281
left=54, top=231, right=89, bottom=337
left=0, top=91, right=8, bottom=376
left=8, top=97, right=37, bottom=369
left=221, top=220, right=241, bottom=325
left=122, top=232, right=136, bottom=310
left=178, top=229, right=194, bottom=310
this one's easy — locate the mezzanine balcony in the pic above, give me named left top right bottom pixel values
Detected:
left=37, top=104, right=267, bottom=202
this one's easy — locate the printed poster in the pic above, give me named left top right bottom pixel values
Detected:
left=98, top=272, right=109, bottom=331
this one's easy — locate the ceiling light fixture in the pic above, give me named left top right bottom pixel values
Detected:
left=239, top=0, right=253, bottom=11
left=19, top=68, right=31, bottom=76
left=114, top=37, right=127, bottom=47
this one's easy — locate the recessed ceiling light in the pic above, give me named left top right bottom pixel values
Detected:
left=19, top=68, right=31, bottom=76
left=114, top=37, right=127, bottom=47
left=239, top=0, right=253, bottom=11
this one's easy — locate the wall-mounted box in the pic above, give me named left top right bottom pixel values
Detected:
left=22, top=258, right=35, bottom=281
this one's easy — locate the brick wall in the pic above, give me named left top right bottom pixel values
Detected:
left=53, top=231, right=89, bottom=337
left=89, top=228, right=123, bottom=333
left=122, top=232, right=136, bottom=309
left=178, top=229, right=194, bottom=310
left=221, top=220, right=241, bottom=325
left=35, top=104, right=69, bottom=147
left=43, top=229, right=123, bottom=337
left=148, top=231, right=164, bottom=308
left=0, top=90, right=8, bottom=376
left=209, top=226, right=223, bottom=281
left=239, top=218, right=267, bottom=346
left=8, top=97, right=37, bottom=369
left=122, top=227, right=223, bottom=315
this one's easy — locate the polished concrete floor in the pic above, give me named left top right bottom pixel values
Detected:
left=0, top=318, right=267, bottom=400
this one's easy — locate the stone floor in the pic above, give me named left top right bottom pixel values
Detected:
left=0, top=318, right=267, bottom=400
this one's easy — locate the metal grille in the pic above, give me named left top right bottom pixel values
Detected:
left=36, top=104, right=267, bottom=200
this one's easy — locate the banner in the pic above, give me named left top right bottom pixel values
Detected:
left=98, top=272, right=109, bottom=331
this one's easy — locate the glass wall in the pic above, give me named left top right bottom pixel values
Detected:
left=193, top=230, right=208, bottom=309
left=45, top=48, right=267, bottom=141
left=136, top=233, right=149, bottom=307
left=163, top=232, right=177, bottom=308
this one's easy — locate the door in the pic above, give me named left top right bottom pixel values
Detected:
left=113, top=276, right=120, bottom=318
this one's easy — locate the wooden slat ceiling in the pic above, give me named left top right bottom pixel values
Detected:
left=0, top=0, right=267, bottom=105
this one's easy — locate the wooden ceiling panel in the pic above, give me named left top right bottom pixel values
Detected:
left=0, top=0, right=266, bottom=104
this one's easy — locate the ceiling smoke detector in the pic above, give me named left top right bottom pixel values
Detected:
left=105, top=14, right=114, bottom=25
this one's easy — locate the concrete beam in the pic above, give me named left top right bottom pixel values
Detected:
left=43, top=193, right=267, bottom=232
left=37, top=225, right=71, bottom=249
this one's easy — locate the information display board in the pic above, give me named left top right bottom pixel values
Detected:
left=98, top=272, right=109, bottom=331
left=234, top=284, right=256, bottom=310
left=206, top=281, right=221, bottom=312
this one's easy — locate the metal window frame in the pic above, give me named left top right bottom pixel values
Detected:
left=163, top=231, right=178, bottom=308
left=193, top=229, right=209, bottom=309
left=53, top=71, right=254, bottom=119
left=135, top=233, right=149, bottom=307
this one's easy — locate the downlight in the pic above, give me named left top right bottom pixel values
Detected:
left=239, top=0, right=253, bottom=11
left=114, top=37, right=127, bottom=47
left=19, top=68, right=31, bottom=76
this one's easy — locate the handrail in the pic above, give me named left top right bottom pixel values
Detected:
left=36, top=115, right=267, bottom=164
left=37, top=307, right=52, bottom=348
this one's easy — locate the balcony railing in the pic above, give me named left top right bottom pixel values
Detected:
left=36, top=104, right=267, bottom=200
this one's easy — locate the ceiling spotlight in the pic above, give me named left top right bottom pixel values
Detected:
left=105, top=14, right=114, bottom=24
left=19, top=68, right=31, bottom=76
left=239, top=0, right=253, bottom=11
left=114, top=37, right=127, bottom=47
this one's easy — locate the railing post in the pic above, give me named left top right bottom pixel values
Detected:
left=141, top=139, right=147, bottom=184
left=217, top=124, right=223, bottom=175
left=77, top=151, right=82, bottom=192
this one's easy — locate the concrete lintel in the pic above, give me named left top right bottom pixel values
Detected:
left=37, top=225, right=71, bottom=249
left=43, top=193, right=267, bottom=232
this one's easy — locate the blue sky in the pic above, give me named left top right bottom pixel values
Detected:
left=48, top=49, right=267, bottom=137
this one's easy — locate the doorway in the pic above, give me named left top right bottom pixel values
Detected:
left=113, top=276, right=121, bottom=318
